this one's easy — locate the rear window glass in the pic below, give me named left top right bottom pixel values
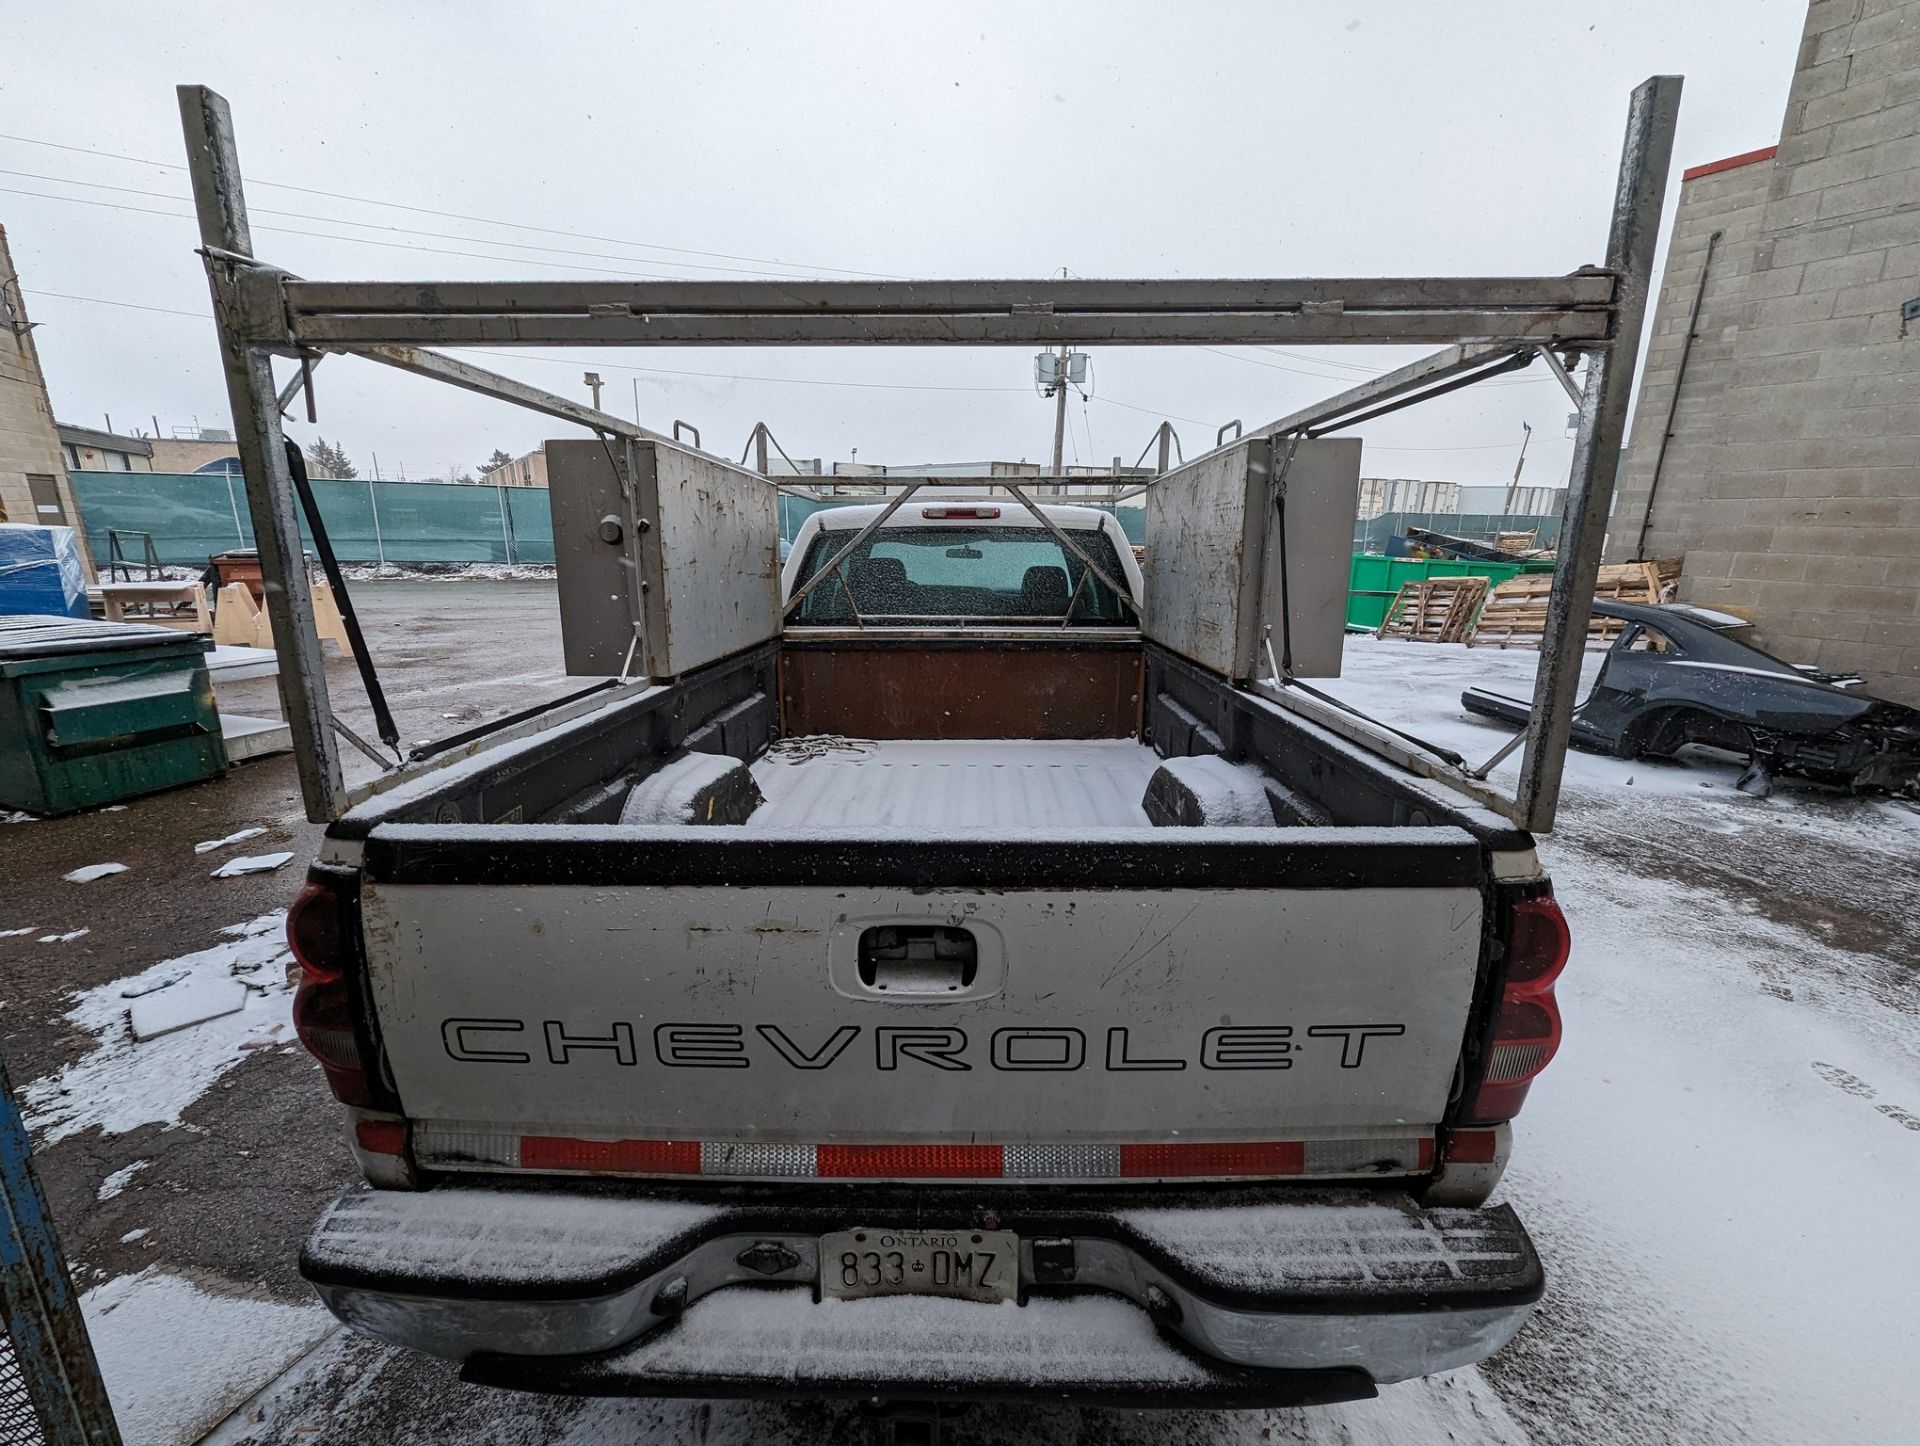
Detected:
left=788, top=526, right=1133, bottom=626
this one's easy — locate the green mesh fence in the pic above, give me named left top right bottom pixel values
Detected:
left=70, top=472, right=556, bottom=566
left=73, top=473, right=1143, bottom=568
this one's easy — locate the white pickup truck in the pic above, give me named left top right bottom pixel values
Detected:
left=291, top=496, right=1566, bottom=1416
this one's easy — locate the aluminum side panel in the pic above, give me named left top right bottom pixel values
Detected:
left=362, top=883, right=1483, bottom=1143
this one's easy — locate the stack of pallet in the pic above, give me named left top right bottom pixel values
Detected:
left=1376, top=575, right=1489, bottom=643
left=1468, top=558, right=1681, bottom=649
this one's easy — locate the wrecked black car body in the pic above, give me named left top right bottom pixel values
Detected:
left=1461, top=600, right=1920, bottom=794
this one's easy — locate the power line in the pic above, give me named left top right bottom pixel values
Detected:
left=0, top=167, right=826, bottom=280
left=0, top=185, right=742, bottom=280
left=0, top=130, right=898, bottom=279
left=23, top=289, right=206, bottom=320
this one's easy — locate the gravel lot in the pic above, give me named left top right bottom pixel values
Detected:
left=4, top=586, right=1916, bottom=1445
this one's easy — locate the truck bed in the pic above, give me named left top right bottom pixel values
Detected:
left=747, top=739, right=1162, bottom=829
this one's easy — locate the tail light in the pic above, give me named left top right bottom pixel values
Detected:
left=1467, top=890, right=1570, bottom=1122
left=289, top=869, right=393, bottom=1109
left=921, top=506, right=1000, bottom=519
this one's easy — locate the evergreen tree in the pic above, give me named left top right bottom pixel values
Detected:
left=309, top=437, right=358, bottom=478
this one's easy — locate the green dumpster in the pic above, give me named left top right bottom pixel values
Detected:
left=0, top=615, right=228, bottom=815
left=1346, top=553, right=1557, bottom=631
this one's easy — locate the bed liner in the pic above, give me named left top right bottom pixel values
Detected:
left=747, top=738, right=1163, bottom=830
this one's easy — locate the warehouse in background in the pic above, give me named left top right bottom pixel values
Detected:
left=1608, top=0, right=1920, bottom=704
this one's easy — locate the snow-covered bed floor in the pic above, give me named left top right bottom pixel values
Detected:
left=747, top=738, right=1162, bottom=829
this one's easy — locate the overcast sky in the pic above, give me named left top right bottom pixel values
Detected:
left=4, top=2, right=1807, bottom=488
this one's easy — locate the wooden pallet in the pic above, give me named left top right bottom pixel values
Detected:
left=1467, top=558, right=1681, bottom=649
left=1377, top=575, right=1490, bottom=643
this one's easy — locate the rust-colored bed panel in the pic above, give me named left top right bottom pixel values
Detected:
left=779, top=642, right=1144, bottom=739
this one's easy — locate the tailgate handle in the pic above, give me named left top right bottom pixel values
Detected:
left=857, top=926, right=978, bottom=994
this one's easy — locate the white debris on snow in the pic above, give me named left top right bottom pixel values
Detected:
left=97, top=1161, right=149, bottom=1201
left=195, top=827, right=269, bottom=854
left=21, top=913, right=295, bottom=1143
left=120, top=1227, right=150, bottom=1243
left=82, top=1267, right=333, bottom=1446
left=39, top=928, right=90, bottom=944
left=1, top=809, right=37, bottom=824
left=209, top=851, right=295, bottom=879
left=65, top=862, right=129, bottom=883
left=1156, top=753, right=1275, bottom=825
left=128, top=973, right=251, bottom=1041
left=1, top=925, right=37, bottom=937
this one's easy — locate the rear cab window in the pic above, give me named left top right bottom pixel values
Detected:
left=789, top=525, right=1133, bottom=626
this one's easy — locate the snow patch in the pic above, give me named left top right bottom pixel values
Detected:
left=195, top=827, right=268, bottom=854
left=39, top=928, right=90, bottom=943
left=97, top=1161, right=149, bottom=1201
left=21, top=913, right=295, bottom=1143
left=305, top=1188, right=721, bottom=1288
left=1156, top=753, right=1275, bottom=825
left=1, top=925, right=36, bottom=937
left=119, top=1227, right=149, bottom=1243
left=82, top=1268, right=332, bottom=1446
left=619, top=752, right=746, bottom=825
left=65, top=862, right=129, bottom=883
left=210, top=851, right=294, bottom=878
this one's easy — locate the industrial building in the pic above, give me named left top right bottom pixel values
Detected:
left=1609, top=0, right=1920, bottom=702
left=0, top=225, right=84, bottom=533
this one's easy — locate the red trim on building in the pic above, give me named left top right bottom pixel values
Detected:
left=1682, top=146, right=1778, bottom=182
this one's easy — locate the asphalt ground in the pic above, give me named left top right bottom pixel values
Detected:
left=5, top=581, right=1916, bottom=1445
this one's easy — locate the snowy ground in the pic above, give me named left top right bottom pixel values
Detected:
left=11, top=620, right=1919, bottom=1444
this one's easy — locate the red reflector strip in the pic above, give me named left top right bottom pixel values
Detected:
left=353, top=1118, right=408, bottom=1157
left=429, top=1129, right=1430, bottom=1180
left=1447, top=1129, right=1500, bottom=1165
left=519, top=1136, right=701, bottom=1173
left=817, top=1144, right=1003, bottom=1178
left=1119, top=1142, right=1306, bottom=1178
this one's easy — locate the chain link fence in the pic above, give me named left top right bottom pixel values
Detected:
left=0, top=1334, right=47, bottom=1446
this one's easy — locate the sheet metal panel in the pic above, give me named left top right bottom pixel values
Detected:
left=1143, top=440, right=1359, bottom=680
left=778, top=642, right=1142, bottom=739
left=638, top=445, right=781, bottom=678
left=363, top=879, right=1484, bottom=1141
left=545, top=440, right=638, bottom=677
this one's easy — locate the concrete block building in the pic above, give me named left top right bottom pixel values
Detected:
left=0, top=225, right=85, bottom=534
left=1609, top=0, right=1920, bottom=703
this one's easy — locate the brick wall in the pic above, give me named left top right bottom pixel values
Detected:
left=1610, top=0, right=1920, bottom=703
left=0, top=226, right=82, bottom=532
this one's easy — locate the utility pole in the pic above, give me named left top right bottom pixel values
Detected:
left=1503, top=421, right=1534, bottom=515
left=1049, top=343, right=1069, bottom=486
left=584, top=371, right=603, bottom=410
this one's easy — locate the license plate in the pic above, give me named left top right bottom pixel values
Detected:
left=819, top=1228, right=1019, bottom=1303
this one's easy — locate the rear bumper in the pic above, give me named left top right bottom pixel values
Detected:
left=302, top=1183, right=1542, bottom=1404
